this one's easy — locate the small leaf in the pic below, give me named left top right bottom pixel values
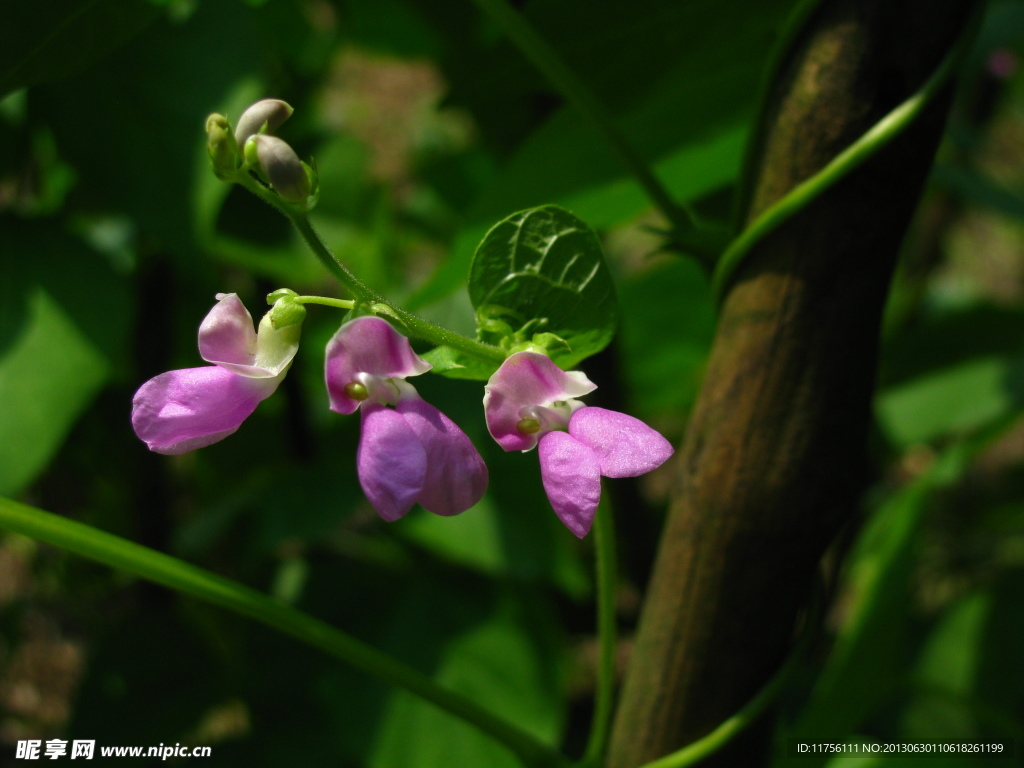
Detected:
left=421, top=345, right=497, bottom=381
left=468, top=205, right=618, bottom=370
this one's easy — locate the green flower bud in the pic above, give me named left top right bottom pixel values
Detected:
left=266, top=287, right=299, bottom=305
left=249, top=135, right=311, bottom=203
left=234, top=98, right=294, bottom=146
left=206, top=113, right=238, bottom=179
left=269, top=295, right=307, bottom=329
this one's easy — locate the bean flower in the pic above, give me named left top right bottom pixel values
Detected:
left=484, top=351, right=673, bottom=537
left=325, top=315, right=487, bottom=521
left=132, top=293, right=300, bottom=455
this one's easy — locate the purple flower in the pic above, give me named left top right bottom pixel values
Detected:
left=484, top=351, right=673, bottom=538
left=132, top=293, right=300, bottom=455
left=325, top=316, right=487, bottom=521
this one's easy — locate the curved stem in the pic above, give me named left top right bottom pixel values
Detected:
left=582, top=498, right=619, bottom=765
left=234, top=172, right=506, bottom=366
left=289, top=212, right=385, bottom=304
left=732, top=0, right=828, bottom=228
left=0, top=496, right=568, bottom=768
left=467, top=0, right=694, bottom=236
left=289, top=214, right=507, bottom=365
left=712, top=6, right=982, bottom=301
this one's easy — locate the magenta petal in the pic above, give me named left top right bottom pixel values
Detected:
left=326, top=316, right=431, bottom=414
left=357, top=403, right=427, bottom=521
left=397, top=399, right=487, bottom=516
left=484, top=352, right=596, bottom=452
left=198, top=294, right=258, bottom=368
left=131, top=366, right=276, bottom=455
left=538, top=432, right=602, bottom=538
left=568, top=407, right=674, bottom=478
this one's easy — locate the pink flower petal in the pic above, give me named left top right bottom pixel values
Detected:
left=131, top=366, right=279, bottom=455
left=568, top=407, right=674, bottom=478
left=538, top=431, right=602, bottom=538
left=198, top=294, right=258, bottom=368
left=357, top=403, right=427, bottom=521
left=199, top=294, right=298, bottom=378
left=397, top=398, right=487, bottom=516
left=326, top=316, right=432, bottom=414
left=484, top=352, right=596, bottom=452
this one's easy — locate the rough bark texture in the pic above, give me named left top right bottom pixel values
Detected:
left=607, top=1, right=978, bottom=766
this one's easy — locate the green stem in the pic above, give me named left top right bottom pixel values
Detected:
left=234, top=172, right=506, bottom=366
left=582, top=498, right=618, bottom=765
left=289, top=211, right=384, bottom=304
left=295, top=295, right=355, bottom=310
left=732, top=0, right=828, bottom=227
left=467, top=0, right=693, bottom=235
left=0, top=497, right=567, bottom=768
left=289, top=214, right=507, bottom=365
left=712, top=6, right=981, bottom=301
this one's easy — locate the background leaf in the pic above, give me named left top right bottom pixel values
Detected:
left=0, top=0, right=158, bottom=99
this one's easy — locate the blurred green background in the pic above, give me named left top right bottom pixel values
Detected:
left=1, top=0, right=1023, bottom=765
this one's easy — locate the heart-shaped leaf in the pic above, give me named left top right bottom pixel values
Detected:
left=467, top=205, right=618, bottom=373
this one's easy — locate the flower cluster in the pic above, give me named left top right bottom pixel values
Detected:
left=133, top=305, right=672, bottom=535
left=132, top=97, right=675, bottom=535
left=206, top=99, right=315, bottom=205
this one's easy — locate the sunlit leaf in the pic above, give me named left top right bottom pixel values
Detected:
left=468, top=205, right=618, bottom=370
left=370, top=594, right=562, bottom=768
left=0, top=289, right=107, bottom=495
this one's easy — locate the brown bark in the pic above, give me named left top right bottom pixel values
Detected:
left=607, top=1, right=978, bottom=766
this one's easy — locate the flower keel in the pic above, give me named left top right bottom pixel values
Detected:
left=484, top=351, right=674, bottom=537
left=326, top=316, right=488, bottom=520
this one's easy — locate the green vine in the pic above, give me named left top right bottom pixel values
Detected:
left=713, top=2, right=984, bottom=301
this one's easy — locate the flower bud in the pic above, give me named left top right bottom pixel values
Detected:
left=269, top=295, right=307, bottom=329
left=206, top=113, right=238, bottom=178
left=267, top=287, right=299, bottom=305
left=234, top=98, right=294, bottom=146
left=248, top=134, right=311, bottom=203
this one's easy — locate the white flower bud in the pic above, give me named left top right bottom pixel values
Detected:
left=249, top=134, right=311, bottom=203
left=234, top=98, right=294, bottom=145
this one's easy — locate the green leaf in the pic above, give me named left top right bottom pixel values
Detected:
left=468, top=205, right=617, bottom=370
left=421, top=344, right=498, bottom=381
left=0, top=0, right=158, bottom=99
left=369, top=596, right=563, bottom=768
left=0, top=496, right=561, bottom=766
left=0, top=288, right=107, bottom=495
left=790, top=434, right=1002, bottom=765
left=34, top=0, right=267, bottom=258
left=0, top=221, right=128, bottom=496
left=409, top=0, right=798, bottom=309
left=876, top=357, right=1024, bottom=447
left=619, top=257, right=715, bottom=421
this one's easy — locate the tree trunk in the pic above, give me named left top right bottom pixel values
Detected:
left=607, top=1, right=979, bottom=765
